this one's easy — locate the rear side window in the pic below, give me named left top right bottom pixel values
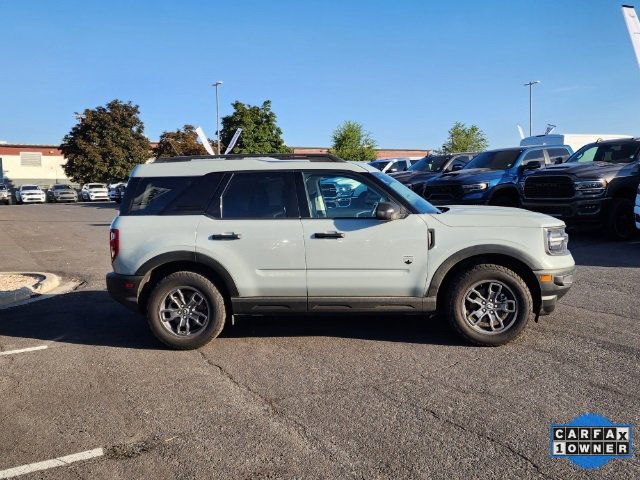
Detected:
left=120, top=175, right=221, bottom=216
left=219, top=172, right=298, bottom=219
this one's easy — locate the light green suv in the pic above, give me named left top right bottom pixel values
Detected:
left=106, top=154, right=575, bottom=349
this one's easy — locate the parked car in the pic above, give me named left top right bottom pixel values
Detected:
left=46, top=184, right=78, bottom=203
left=15, top=184, right=46, bottom=204
left=81, top=183, right=109, bottom=201
left=390, top=153, right=477, bottom=196
left=113, top=183, right=127, bottom=204
left=108, top=182, right=126, bottom=201
left=522, top=138, right=640, bottom=240
left=0, top=183, right=11, bottom=205
left=368, top=158, right=417, bottom=174
left=107, top=153, right=574, bottom=350
left=422, top=145, right=573, bottom=207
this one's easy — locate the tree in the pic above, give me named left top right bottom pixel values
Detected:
left=329, top=121, right=377, bottom=161
left=220, top=100, right=290, bottom=154
left=439, top=122, right=488, bottom=154
left=60, top=100, right=151, bottom=184
left=154, top=124, right=214, bottom=158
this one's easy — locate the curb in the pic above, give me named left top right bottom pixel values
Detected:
left=0, top=272, right=61, bottom=306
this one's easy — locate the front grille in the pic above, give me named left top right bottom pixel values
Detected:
left=524, top=176, right=574, bottom=199
left=422, top=184, right=462, bottom=202
left=530, top=205, right=574, bottom=217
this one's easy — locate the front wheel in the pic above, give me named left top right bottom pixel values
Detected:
left=445, top=264, right=533, bottom=346
left=606, top=198, right=635, bottom=241
left=147, top=271, right=226, bottom=350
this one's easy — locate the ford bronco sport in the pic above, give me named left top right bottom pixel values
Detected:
left=106, top=154, right=575, bottom=349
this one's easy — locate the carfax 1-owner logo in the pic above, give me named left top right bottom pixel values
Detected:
left=550, top=413, right=632, bottom=469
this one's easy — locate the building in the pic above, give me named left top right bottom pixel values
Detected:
left=0, top=143, right=70, bottom=191
left=291, top=146, right=430, bottom=159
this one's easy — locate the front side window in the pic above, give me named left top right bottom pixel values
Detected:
left=547, top=148, right=571, bottom=163
left=304, top=172, right=391, bottom=219
left=220, top=172, right=298, bottom=219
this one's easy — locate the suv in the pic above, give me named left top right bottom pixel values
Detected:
left=80, top=183, right=109, bottom=201
left=0, top=184, right=11, bottom=205
left=422, top=146, right=572, bottom=207
left=391, top=153, right=477, bottom=196
left=106, top=154, right=575, bottom=350
left=46, top=184, right=78, bottom=203
left=522, top=138, right=640, bottom=240
left=15, top=184, right=46, bottom=204
left=368, top=158, right=416, bottom=173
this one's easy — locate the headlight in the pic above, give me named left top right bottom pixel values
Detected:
left=461, top=183, right=488, bottom=193
left=544, top=226, right=569, bottom=255
left=574, top=179, right=606, bottom=196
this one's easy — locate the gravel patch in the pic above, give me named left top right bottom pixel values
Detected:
left=0, top=274, right=40, bottom=292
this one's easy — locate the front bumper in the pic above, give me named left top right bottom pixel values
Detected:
left=534, top=266, right=575, bottom=315
left=21, top=195, right=45, bottom=203
left=106, top=272, right=144, bottom=312
left=522, top=198, right=610, bottom=223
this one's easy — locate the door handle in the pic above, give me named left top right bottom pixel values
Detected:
left=314, top=231, right=345, bottom=239
left=209, top=232, right=242, bottom=240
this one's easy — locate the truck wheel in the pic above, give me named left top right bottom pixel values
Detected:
left=606, top=198, right=635, bottom=241
left=445, top=264, right=533, bottom=346
left=147, top=271, right=226, bottom=350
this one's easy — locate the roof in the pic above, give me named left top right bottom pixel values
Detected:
left=133, top=154, right=377, bottom=177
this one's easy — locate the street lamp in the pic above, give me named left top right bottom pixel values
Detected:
left=212, top=81, right=223, bottom=155
left=523, top=80, right=540, bottom=136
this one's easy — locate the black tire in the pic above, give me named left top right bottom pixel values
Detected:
left=147, top=271, right=226, bottom=350
left=605, top=198, right=635, bottom=241
left=445, top=264, right=533, bottom=346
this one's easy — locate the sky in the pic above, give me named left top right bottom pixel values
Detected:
left=1, top=0, right=639, bottom=150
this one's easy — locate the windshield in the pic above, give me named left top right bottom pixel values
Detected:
left=369, top=160, right=390, bottom=171
left=566, top=142, right=640, bottom=164
left=408, top=156, right=449, bottom=173
left=22, top=185, right=39, bottom=191
left=54, top=185, right=71, bottom=190
left=87, top=183, right=106, bottom=188
left=465, top=149, right=523, bottom=170
left=372, top=172, right=440, bottom=214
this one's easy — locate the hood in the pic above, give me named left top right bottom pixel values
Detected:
left=429, top=205, right=563, bottom=228
left=524, top=161, right=637, bottom=181
left=391, top=170, right=440, bottom=184
left=431, top=168, right=504, bottom=184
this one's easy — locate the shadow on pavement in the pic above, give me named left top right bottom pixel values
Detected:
left=0, top=290, right=462, bottom=349
left=75, top=202, right=119, bottom=209
left=569, top=233, right=640, bottom=268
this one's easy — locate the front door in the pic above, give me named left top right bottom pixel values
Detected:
left=300, top=171, right=430, bottom=298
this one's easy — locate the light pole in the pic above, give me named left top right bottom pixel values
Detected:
left=523, top=80, right=540, bottom=136
left=213, top=81, right=223, bottom=154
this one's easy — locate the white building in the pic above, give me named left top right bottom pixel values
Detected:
left=0, top=143, right=73, bottom=192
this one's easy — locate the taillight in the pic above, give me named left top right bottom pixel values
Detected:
left=110, top=228, right=119, bottom=262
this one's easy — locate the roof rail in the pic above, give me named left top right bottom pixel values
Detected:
left=153, top=153, right=346, bottom=163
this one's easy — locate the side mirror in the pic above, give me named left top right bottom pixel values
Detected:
left=523, top=160, right=542, bottom=170
left=375, top=202, right=402, bottom=221
left=451, top=164, right=464, bottom=172
left=388, top=167, right=399, bottom=173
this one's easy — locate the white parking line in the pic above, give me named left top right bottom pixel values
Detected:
left=0, top=448, right=104, bottom=479
left=0, top=345, right=48, bottom=356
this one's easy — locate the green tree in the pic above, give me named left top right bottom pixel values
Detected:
left=60, top=100, right=151, bottom=184
left=155, top=124, right=214, bottom=158
left=329, top=121, right=377, bottom=161
left=439, top=121, right=488, bottom=154
left=220, top=100, right=291, bottom=154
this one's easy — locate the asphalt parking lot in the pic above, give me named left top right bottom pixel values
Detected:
left=0, top=203, right=639, bottom=479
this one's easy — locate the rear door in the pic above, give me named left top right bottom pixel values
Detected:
left=300, top=170, right=430, bottom=299
left=195, top=171, right=306, bottom=299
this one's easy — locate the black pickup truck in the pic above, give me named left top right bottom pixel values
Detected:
left=521, top=138, right=640, bottom=240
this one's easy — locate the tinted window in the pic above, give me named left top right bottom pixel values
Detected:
left=0, top=185, right=6, bottom=191
left=304, top=172, right=392, bottom=219
left=408, top=156, right=450, bottom=173
left=567, top=142, right=640, bottom=164
left=547, top=148, right=571, bottom=163
left=125, top=177, right=196, bottom=215
left=221, top=172, right=298, bottom=219
left=465, top=149, right=524, bottom=170
left=21, top=185, right=38, bottom=191
left=53, top=184, right=72, bottom=190
left=162, top=172, right=223, bottom=215
left=369, top=160, right=390, bottom=171
left=521, top=149, right=545, bottom=165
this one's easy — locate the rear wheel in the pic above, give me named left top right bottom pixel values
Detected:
left=147, top=271, right=226, bottom=350
left=445, top=264, right=533, bottom=346
left=606, top=198, right=635, bottom=241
